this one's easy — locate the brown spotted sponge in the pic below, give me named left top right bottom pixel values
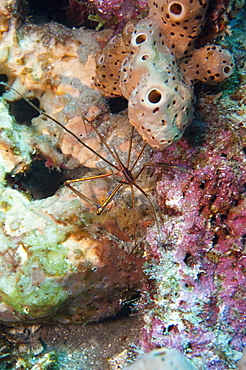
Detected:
left=95, top=0, right=235, bottom=150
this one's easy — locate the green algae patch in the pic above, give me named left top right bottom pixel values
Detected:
left=28, top=244, right=71, bottom=277
left=0, top=277, right=68, bottom=318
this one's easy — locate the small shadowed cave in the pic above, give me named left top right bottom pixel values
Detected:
left=108, top=96, right=128, bottom=114
left=24, top=0, right=98, bottom=28
left=6, top=160, right=65, bottom=199
left=9, top=98, right=40, bottom=126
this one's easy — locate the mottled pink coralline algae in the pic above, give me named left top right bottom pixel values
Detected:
left=64, top=0, right=147, bottom=28
left=91, top=0, right=148, bottom=26
left=140, top=94, right=246, bottom=368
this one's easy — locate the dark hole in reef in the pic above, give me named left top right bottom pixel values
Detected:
left=199, top=182, right=205, bottom=189
left=220, top=214, right=228, bottom=221
left=0, top=74, right=8, bottom=96
left=242, top=234, right=246, bottom=247
left=194, top=80, right=225, bottom=97
left=6, top=159, right=64, bottom=199
left=183, top=118, right=205, bottom=147
left=197, top=272, right=203, bottom=281
left=221, top=153, right=227, bottom=158
left=98, top=292, right=141, bottom=322
left=25, top=0, right=64, bottom=24
left=210, top=194, right=217, bottom=205
left=212, top=234, right=219, bottom=246
left=24, top=0, right=98, bottom=29
left=9, top=98, right=40, bottom=126
left=166, top=324, right=179, bottom=333
left=108, top=97, right=128, bottom=114
left=210, top=214, right=216, bottom=226
left=169, top=2, right=183, bottom=15
left=184, top=252, right=196, bottom=267
left=148, top=89, right=162, bottom=104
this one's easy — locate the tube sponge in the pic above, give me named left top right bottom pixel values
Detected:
left=180, top=44, right=234, bottom=84
left=94, top=0, right=235, bottom=150
left=94, top=33, right=128, bottom=97
left=228, top=0, right=245, bottom=18
left=120, top=20, right=194, bottom=150
left=148, top=0, right=209, bottom=59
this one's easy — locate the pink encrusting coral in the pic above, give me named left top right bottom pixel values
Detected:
left=90, top=0, right=148, bottom=26
left=139, top=91, right=246, bottom=368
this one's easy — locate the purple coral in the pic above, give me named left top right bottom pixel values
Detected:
left=91, top=0, right=148, bottom=26
left=139, top=96, right=246, bottom=368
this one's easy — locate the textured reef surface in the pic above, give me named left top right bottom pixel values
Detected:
left=140, top=88, right=246, bottom=368
left=0, top=0, right=245, bottom=369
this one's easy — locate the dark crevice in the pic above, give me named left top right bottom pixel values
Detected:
left=25, top=0, right=71, bottom=25
left=212, top=234, right=219, bottom=246
left=221, top=153, right=227, bottom=158
left=183, top=117, right=205, bottom=147
left=184, top=252, right=196, bottom=267
left=24, top=0, right=98, bottom=28
left=210, top=194, right=217, bottom=205
left=210, top=214, right=216, bottom=226
left=5, top=160, right=101, bottom=200
left=97, top=292, right=141, bottom=323
left=9, top=98, right=40, bottom=126
left=220, top=214, right=228, bottom=221
left=166, top=324, right=179, bottom=333
left=107, top=96, right=128, bottom=114
left=0, top=74, right=8, bottom=96
left=199, top=181, right=205, bottom=189
left=6, top=160, right=64, bottom=199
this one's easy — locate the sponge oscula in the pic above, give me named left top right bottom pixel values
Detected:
left=180, top=44, right=234, bottom=84
left=120, top=20, right=194, bottom=150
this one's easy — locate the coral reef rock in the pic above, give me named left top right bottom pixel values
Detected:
left=0, top=88, right=150, bottom=323
left=138, top=65, right=246, bottom=368
left=0, top=4, right=153, bottom=323
left=90, top=0, right=148, bottom=28
left=0, top=140, right=145, bottom=323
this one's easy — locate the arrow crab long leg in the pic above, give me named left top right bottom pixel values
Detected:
left=1, top=81, right=163, bottom=245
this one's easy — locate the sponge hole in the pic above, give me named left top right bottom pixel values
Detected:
left=170, top=2, right=182, bottom=14
left=168, top=2, right=185, bottom=19
left=223, top=65, right=231, bottom=74
left=97, top=55, right=105, bottom=64
left=135, top=33, right=147, bottom=45
left=124, top=23, right=135, bottom=35
left=141, top=54, right=150, bottom=61
left=147, top=89, right=162, bottom=103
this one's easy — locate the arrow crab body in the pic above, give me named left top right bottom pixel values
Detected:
left=1, top=82, right=163, bottom=248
